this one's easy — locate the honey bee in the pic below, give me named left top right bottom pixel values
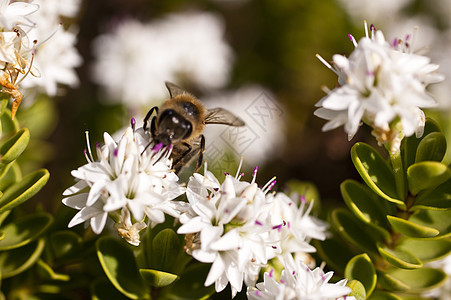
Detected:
left=143, top=82, right=245, bottom=174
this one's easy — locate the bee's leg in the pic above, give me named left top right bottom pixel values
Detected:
left=143, top=106, right=158, bottom=131
left=150, top=116, right=157, bottom=138
left=173, top=142, right=192, bottom=174
left=194, top=135, right=205, bottom=172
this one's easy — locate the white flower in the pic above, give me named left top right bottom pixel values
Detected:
left=91, top=11, right=233, bottom=109
left=247, top=257, right=354, bottom=300
left=20, top=0, right=83, bottom=97
left=178, top=163, right=277, bottom=297
left=0, top=0, right=39, bottom=30
left=315, top=22, right=444, bottom=141
left=62, top=120, right=186, bottom=242
left=115, top=208, right=147, bottom=246
left=267, top=193, right=329, bottom=260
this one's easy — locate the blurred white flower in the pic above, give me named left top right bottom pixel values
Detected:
left=336, top=0, right=410, bottom=23
left=202, top=85, right=284, bottom=168
left=247, top=256, right=354, bottom=300
left=92, top=11, right=233, bottom=110
left=62, top=121, right=186, bottom=244
left=20, top=0, right=83, bottom=97
left=315, top=22, right=444, bottom=143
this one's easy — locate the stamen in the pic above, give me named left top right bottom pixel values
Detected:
left=300, top=195, right=306, bottom=204
left=131, top=117, right=136, bottom=131
left=255, top=220, right=263, bottom=226
left=364, top=20, right=369, bottom=38
left=152, top=142, right=163, bottom=152
left=85, top=131, right=94, bottom=162
left=347, top=34, right=358, bottom=47
left=235, top=156, right=244, bottom=178
left=269, top=269, right=274, bottom=278
left=251, top=166, right=258, bottom=184
left=262, top=176, right=276, bottom=193
left=316, top=54, right=340, bottom=77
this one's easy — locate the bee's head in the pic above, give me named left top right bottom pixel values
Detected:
left=156, top=109, right=193, bottom=145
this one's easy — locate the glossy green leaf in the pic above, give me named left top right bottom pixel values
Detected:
left=0, top=238, right=45, bottom=279
left=409, top=209, right=451, bottom=240
left=151, top=228, right=181, bottom=273
left=36, top=259, right=70, bottom=281
left=139, top=269, right=179, bottom=287
left=331, top=208, right=381, bottom=254
left=96, top=237, right=149, bottom=299
left=91, top=279, right=130, bottom=300
left=0, top=161, right=21, bottom=191
left=49, top=230, right=82, bottom=259
left=344, top=253, right=376, bottom=296
left=0, top=169, right=49, bottom=213
left=407, top=162, right=450, bottom=195
left=341, top=179, right=391, bottom=239
left=377, top=270, right=409, bottom=292
left=0, top=212, right=52, bottom=250
left=377, top=244, right=422, bottom=269
left=346, top=280, right=366, bottom=300
left=368, top=291, right=401, bottom=300
left=387, top=215, right=439, bottom=238
left=164, top=263, right=215, bottom=300
left=0, top=110, right=19, bottom=136
left=412, top=178, right=451, bottom=210
left=401, top=118, right=441, bottom=171
left=0, top=128, right=29, bottom=168
left=399, top=238, right=451, bottom=262
left=351, top=143, right=404, bottom=207
left=415, top=132, right=447, bottom=163
left=313, top=238, right=356, bottom=274
left=387, top=268, right=447, bottom=292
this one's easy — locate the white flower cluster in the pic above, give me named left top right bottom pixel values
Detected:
left=247, top=256, right=354, bottom=300
left=177, top=162, right=329, bottom=297
left=92, top=11, right=233, bottom=109
left=62, top=120, right=185, bottom=246
left=20, top=0, right=83, bottom=98
left=314, top=22, right=444, bottom=143
left=0, top=0, right=81, bottom=118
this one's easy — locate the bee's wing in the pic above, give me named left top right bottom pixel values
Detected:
left=165, top=81, right=188, bottom=98
left=205, top=108, right=245, bottom=126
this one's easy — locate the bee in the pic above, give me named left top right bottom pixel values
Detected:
left=143, top=82, right=245, bottom=174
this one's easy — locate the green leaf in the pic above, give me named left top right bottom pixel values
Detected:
left=91, top=279, right=130, bottom=300
left=164, top=263, right=215, bottom=300
left=378, top=243, right=422, bottom=269
left=408, top=209, right=451, bottom=240
left=0, top=162, right=21, bottom=192
left=412, top=178, right=451, bottom=210
left=346, top=280, right=366, bottom=300
left=49, top=230, right=82, bottom=259
left=0, top=238, right=45, bottom=279
left=16, top=95, right=58, bottom=139
left=139, top=269, right=179, bottom=287
left=377, top=270, right=409, bottom=292
left=96, top=236, right=149, bottom=299
left=407, top=162, right=450, bottom=195
left=0, top=212, right=53, bottom=250
left=150, top=228, right=181, bottom=273
left=398, top=238, right=451, bottom=262
left=330, top=208, right=381, bottom=254
left=387, top=268, right=447, bottom=292
left=351, top=143, right=404, bottom=207
left=0, top=169, right=49, bottom=213
left=341, top=179, right=391, bottom=239
left=415, top=132, right=447, bottom=163
left=387, top=215, right=439, bottom=238
left=401, top=118, right=441, bottom=171
left=313, top=238, right=356, bottom=274
left=344, top=253, right=376, bottom=296
left=0, top=128, right=29, bottom=168
left=36, top=259, right=70, bottom=281
left=0, top=109, right=19, bottom=136
left=368, top=291, right=401, bottom=300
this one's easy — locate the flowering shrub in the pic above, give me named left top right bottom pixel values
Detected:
left=0, top=1, right=449, bottom=299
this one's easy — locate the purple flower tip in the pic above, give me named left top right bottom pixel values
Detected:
left=252, top=166, right=258, bottom=177
left=224, top=172, right=229, bottom=176
left=130, top=117, right=136, bottom=128
left=321, top=274, right=326, bottom=281
left=255, top=291, right=262, bottom=297
left=280, top=279, right=286, bottom=284
left=370, top=24, right=376, bottom=31
left=83, top=149, right=87, bottom=154
left=152, top=142, right=163, bottom=152
left=292, top=271, right=296, bottom=275
left=95, top=142, right=100, bottom=148
left=269, top=180, right=276, bottom=190
left=269, top=269, right=274, bottom=278
left=347, top=34, right=353, bottom=41
left=113, top=148, right=119, bottom=157
left=272, top=224, right=283, bottom=232
left=240, top=172, right=245, bottom=177
left=300, top=195, right=306, bottom=204
left=255, top=220, right=263, bottom=226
